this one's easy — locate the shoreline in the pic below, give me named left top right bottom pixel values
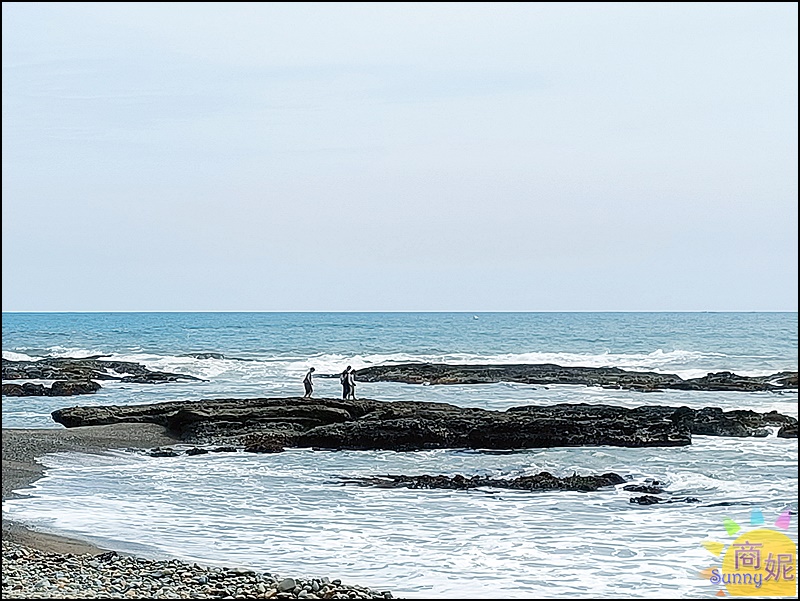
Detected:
left=1, top=424, right=395, bottom=599
left=2, top=423, right=180, bottom=555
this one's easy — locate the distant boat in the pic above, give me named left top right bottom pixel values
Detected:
left=473, top=315, right=479, bottom=320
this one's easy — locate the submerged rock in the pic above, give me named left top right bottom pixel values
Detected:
left=180, top=352, right=226, bottom=360
left=630, top=495, right=661, bottom=505
left=630, top=495, right=700, bottom=505
left=211, top=446, right=237, bottom=453
left=622, top=484, right=666, bottom=494
left=341, top=471, right=626, bottom=492
left=149, top=447, right=179, bottom=457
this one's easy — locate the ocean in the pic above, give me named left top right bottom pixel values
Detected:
left=2, top=312, right=798, bottom=598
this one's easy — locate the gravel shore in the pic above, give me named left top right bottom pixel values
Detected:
left=2, top=541, right=393, bottom=599
left=1, top=425, right=396, bottom=599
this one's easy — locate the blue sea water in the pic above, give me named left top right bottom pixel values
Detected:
left=2, top=312, right=798, bottom=598
left=3, top=312, right=798, bottom=428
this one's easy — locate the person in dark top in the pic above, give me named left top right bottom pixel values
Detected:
left=340, top=366, right=351, bottom=400
left=347, top=368, right=357, bottom=400
left=303, top=367, right=315, bottom=398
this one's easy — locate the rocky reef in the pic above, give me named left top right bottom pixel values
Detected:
left=341, top=472, right=708, bottom=504
left=340, top=471, right=626, bottom=492
left=50, top=397, right=797, bottom=451
left=353, top=363, right=798, bottom=392
left=2, top=358, right=202, bottom=397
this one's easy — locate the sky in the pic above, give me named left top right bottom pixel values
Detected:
left=2, top=2, right=797, bottom=312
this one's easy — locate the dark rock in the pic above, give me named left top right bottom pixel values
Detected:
left=49, top=397, right=797, bottom=451
left=185, top=447, right=209, bottom=456
left=120, top=371, right=199, bottom=384
left=1, top=383, right=22, bottom=396
left=211, top=446, right=237, bottom=453
left=48, top=380, right=101, bottom=396
left=1, top=380, right=99, bottom=397
left=681, top=371, right=798, bottom=392
left=687, top=407, right=795, bottom=437
left=24, top=382, right=47, bottom=396
left=180, top=353, right=225, bottom=360
left=2, top=383, right=44, bottom=396
left=778, top=423, right=798, bottom=438
left=278, top=578, right=296, bottom=592
left=243, top=434, right=285, bottom=453
left=630, top=495, right=661, bottom=505
left=343, top=471, right=626, bottom=492
left=354, top=363, right=798, bottom=393
left=630, top=495, right=700, bottom=505
left=149, top=448, right=179, bottom=457
left=2, top=357, right=202, bottom=396
left=623, top=484, right=666, bottom=494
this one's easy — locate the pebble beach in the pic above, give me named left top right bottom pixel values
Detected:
left=2, top=541, right=393, bottom=599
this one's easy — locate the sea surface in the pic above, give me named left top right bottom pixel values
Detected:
left=2, top=312, right=798, bottom=598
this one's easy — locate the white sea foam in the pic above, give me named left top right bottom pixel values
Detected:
left=40, top=346, right=109, bottom=358
left=11, top=347, right=792, bottom=381
left=4, top=438, right=797, bottom=599
left=2, top=351, right=38, bottom=361
left=6, top=338, right=797, bottom=385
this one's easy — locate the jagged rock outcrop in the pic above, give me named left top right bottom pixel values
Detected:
left=353, top=363, right=799, bottom=392
left=2, top=357, right=202, bottom=396
left=50, top=397, right=798, bottom=451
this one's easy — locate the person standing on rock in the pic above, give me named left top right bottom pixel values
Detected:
left=340, top=366, right=351, bottom=400
left=303, top=367, right=315, bottom=398
left=347, top=368, right=357, bottom=400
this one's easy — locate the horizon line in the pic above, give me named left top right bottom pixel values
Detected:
left=2, top=309, right=797, bottom=314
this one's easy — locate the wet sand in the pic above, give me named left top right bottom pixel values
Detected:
left=2, top=423, right=178, bottom=554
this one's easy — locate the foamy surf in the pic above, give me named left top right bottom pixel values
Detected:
left=4, top=347, right=794, bottom=381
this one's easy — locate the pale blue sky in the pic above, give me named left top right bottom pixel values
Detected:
left=2, top=2, right=797, bottom=311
